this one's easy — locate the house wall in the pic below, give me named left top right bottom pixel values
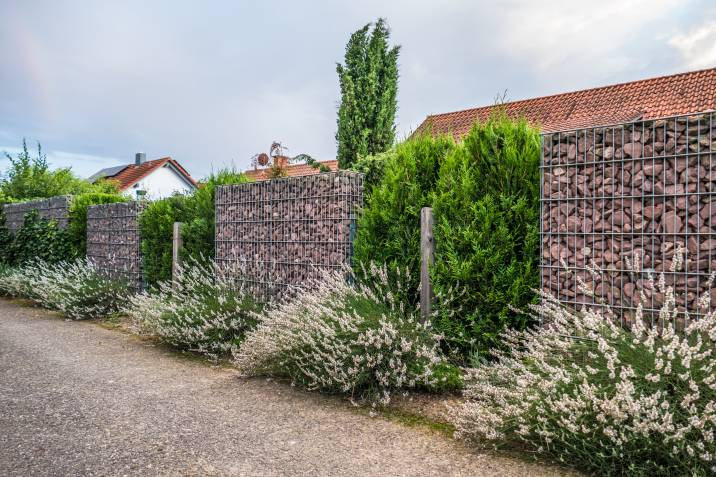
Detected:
left=129, top=165, right=195, bottom=199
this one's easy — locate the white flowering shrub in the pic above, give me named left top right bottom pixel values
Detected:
left=0, top=261, right=45, bottom=300
left=234, top=264, right=453, bottom=405
left=0, top=259, right=130, bottom=319
left=451, top=253, right=716, bottom=476
left=125, top=259, right=258, bottom=358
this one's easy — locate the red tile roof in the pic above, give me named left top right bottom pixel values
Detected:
left=244, top=160, right=339, bottom=181
left=414, top=67, right=716, bottom=138
left=104, top=157, right=198, bottom=191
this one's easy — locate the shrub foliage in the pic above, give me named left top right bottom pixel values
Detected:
left=1, top=210, right=74, bottom=265
left=353, top=135, right=455, bottom=297
left=1, top=139, right=119, bottom=202
left=336, top=18, right=400, bottom=168
left=125, top=259, right=258, bottom=358
left=432, top=113, right=541, bottom=358
left=353, top=112, right=541, bottom=360
left=451, top=272, right=716, bottom=477
left=234, top=264, right=449, bottom=404
left=0, top=258, right=130, bottom=319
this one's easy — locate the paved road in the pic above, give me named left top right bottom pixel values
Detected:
left=0, top=299, right=572, bottom=476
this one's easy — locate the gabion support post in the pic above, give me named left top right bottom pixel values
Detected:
left=172, top=222, right=183, bottom=288
left=420, top=207, right=435, bottom=323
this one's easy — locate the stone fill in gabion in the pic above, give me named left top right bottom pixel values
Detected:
left=542, top=112, right=716, bottom=325
left=3, top=196, right=71, bottom=233
left=86, top=201, right=143, bottom=289
left=215, top=172, right=363, bottom=298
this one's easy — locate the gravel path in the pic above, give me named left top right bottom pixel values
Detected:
left=0, top=299, right=574, bottom=476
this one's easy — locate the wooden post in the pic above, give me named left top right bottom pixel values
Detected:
left=172, top=222, right=183, bottom=287
left=420, top=207, right=435, bottom=323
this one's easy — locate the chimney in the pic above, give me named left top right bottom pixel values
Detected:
left=135, top=152, right=146, bottom=166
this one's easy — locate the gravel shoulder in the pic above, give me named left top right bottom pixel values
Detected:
left=0, top=299, right=577, bottom=476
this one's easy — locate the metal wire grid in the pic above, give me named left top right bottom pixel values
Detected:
left=3, top=195, right=71, bottom=233
left=215, top=171, right=364, bottom=299
left=541, top=112, right=716, bottom=327
left=86, top=201, right=144, bottom=289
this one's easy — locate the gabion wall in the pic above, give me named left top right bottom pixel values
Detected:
left=86, top=201, right=144, bottom=289
left=215, top=171, right=363, bottom=297
left=542, top=112, right=716, bottom=325
left=3, top=196, right=71, bottom=233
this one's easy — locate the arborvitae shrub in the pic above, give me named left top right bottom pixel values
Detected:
left=349, top=151, right=390, bottom=198
left=139, top=195, right=186, bottom=286
left=432, top=113, right=541, bottom=360
left=353, top=135, right=455, bottom=298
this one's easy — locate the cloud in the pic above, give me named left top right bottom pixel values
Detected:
left=670, top=21, right=716, bottom=69
left=493, top=0, right=685, bottom=86
left=0, top=0, right=713, bottom=180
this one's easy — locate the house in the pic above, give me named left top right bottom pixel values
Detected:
left=244, top=158, right=339, bottom=181
left=414, top=67, right=716, bottom=138
left=89, top=153, right=198, bottom=199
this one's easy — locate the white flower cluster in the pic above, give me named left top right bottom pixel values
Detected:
left=451, top=260, right=716, bottom=475
left=125, top=259, right=257, bottom=359
left=0, top=261, right=45, bottom=300
left=234, top=264, right=445, bottom=405
left=0, top=258, right=130, bottom=319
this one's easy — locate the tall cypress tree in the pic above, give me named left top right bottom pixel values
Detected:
left=336, top=18, right=400, bottom=169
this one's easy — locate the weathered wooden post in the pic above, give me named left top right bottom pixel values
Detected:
left=420, top=207, right=435, bottom=323
left=172, top=222, right=183, bottom=287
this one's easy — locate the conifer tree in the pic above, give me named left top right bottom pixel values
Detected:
left=336, top=18, right=400, bottom=169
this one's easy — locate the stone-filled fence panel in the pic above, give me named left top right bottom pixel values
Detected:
left=542, top=112, right=716, bottom=325
left=215, top=171, right=363, bottom=298
left=3, top=195, right=71, bottom=233
left=86, top=201, right=143, bottom=289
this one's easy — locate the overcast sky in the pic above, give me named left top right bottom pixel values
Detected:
left=1, top=0, right=716, bottom=180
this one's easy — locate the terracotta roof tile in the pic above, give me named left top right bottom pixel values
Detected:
left=244, top=160, right=339, bottom=181
left=414, top=67, right=716, bottom=138
left=103, top=157, right=198, bottom=190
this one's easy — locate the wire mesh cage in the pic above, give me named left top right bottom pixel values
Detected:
left=541, top=112, right=716, bottom=328
left=3, top=195, right=71, bottom=233
left=86, top=201, right=144, bottom=289
left=215, top=171, right=364, bottom=299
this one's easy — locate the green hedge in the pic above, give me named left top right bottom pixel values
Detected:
left=67, top=192, right=128, bottom=256
left=140, top=194, right=187, bottom=286
left=432, top=114, right=541, bottom=360
left=140, top=169, right=249, bottom=287
left=353, top=112, right=541, bottom=362
left=353, top=135, right=455, bottom=297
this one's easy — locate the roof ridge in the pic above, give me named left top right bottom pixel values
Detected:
left=428, top=66, right=716, bottom=119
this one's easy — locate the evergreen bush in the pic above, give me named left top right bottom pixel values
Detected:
left=432, top=113, right=541, bottom=360
left=349, top=151, right=389, bottom=199
left=336, top=18, right=400, bottom=168
left=352, top=135, right=455, bottom=298
left=139, top=194, right=187, bottom=286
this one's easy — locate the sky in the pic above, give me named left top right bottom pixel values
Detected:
left=1, top=0, right=716, bottom=180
